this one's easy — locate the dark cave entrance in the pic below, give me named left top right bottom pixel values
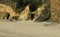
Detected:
left=31, top=14, right=35, bottom=20
left=6, top=13, right=10, bottom=19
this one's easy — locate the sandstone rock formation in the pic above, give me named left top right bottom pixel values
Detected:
left=0, top=4, right=19, bottom=20
left=18, top=4, right=51, bottom=21
left=33, top=4, right=51, bottom=22
left=18, top=5, right=30, bottom=20
left=50, top=0, right=60, bottom=22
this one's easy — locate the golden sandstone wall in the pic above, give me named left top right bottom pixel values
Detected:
left=50, top=0, right=60, bottom=22
left=0, top=4, right=19, bottom=20
left=0, top=0, right=60, bottom=22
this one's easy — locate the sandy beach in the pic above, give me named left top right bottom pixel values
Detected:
left=0, top=20, right=60, bottom=37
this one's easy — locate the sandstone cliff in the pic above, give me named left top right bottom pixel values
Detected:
left=50, top=0, right=60, bottom=22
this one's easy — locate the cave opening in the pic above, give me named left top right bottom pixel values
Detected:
left=6, top=13, right=10, bottom=19
left=31, top=14, right=35, bottom=20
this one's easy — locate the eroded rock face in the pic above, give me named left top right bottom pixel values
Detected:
left=34, top=4, right=51, bottom=22
left=18, top=5, right=30, bottom=20
left=1, top=0, right=60, bottom=22
left=18, top=4, right=51, bottom=21
left=0, top=4, right=19, bottom=20
left=50, top=0, right=60, bottom=22
left=0, top=12, right=6, bottom=19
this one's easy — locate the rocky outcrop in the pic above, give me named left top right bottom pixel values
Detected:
left=0, top=4, right=19, bottom=20
left=50, top=0, right=60, bottom=22
left=33, top=4, right=51, bottom=22
left=18, top=5, right=30, bottom=20
left=0, top=0, right=60, bottom=22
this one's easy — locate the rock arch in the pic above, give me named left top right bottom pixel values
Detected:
left=0, top=4, right=19, bottom=20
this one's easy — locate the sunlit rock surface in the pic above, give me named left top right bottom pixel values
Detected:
left=0, top=4, right=19, bottom=20
left=51, top=0, right=60, bottom=22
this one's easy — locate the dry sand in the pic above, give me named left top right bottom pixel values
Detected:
left=0, top=20, right=60, bottom=37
